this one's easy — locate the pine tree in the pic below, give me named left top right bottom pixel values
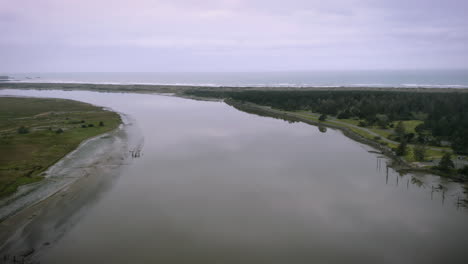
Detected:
left=413, top=144, right=427, bottom=161
left=438, top=152, right=454, bottom=171
left=394, top=121, right=406, bottom=139
left=396, top=140, right=407, bottom=156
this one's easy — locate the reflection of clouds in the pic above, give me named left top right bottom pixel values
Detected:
left=3, top=89, right=468, bottom=263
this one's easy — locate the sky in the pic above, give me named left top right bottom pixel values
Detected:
left=1, top=0, right=467, bottom=72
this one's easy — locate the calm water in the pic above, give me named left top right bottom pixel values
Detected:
left=1, top=90, right=468, bottom=264
left=2, top=70, right=468, bottom=87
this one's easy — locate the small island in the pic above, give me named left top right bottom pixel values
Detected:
left=0, top=97, right=121, bottom=198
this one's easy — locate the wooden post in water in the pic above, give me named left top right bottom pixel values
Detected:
left=442, top=189, right=445, bottom=205
left=386, top=165, right=388, bottom=184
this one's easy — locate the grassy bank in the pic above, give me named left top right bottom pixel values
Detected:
left=0, top=97, right=121, bottom=198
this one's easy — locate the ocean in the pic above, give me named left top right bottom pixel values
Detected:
left=1, top=70, right=468, bottom=88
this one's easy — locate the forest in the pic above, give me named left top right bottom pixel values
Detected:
left=185, top=89, right=468, bottom=155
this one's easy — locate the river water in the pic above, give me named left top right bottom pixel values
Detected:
left=0, top=89, right=467, bottom=264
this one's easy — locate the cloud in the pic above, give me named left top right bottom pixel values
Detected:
left=0, top=0, right=467, bottom=71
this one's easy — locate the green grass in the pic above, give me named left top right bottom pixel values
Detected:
left=425, top=149, right=445, bottom=160
left=0, top=97, right=121, bottom=198
left=399, top=120, right=424, bottom=134
left=336, top=119, right=360, bottom=126
left=369, top=128, right=393, bottom=138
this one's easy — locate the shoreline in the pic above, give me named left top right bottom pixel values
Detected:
left=0, top=114, right=126, bottom=221
left=0, top=94, right=133, bottom=260
left=2, top=82, right=468, bottom=94
left=223, top=99, right=467, bottom=183
left=0, top=112, right=132, bottom=260
left=0, top=95, right=123, bottom=199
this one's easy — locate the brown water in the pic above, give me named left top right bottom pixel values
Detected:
left=1, top=90, right=468, bottom=264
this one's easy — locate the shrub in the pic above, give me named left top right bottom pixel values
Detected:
left=459, top=166, right=468, bottom=179
left=56, top=128, right=64, bottom=134
left=17, top=126, right=29, bottom=134
left=99, top=121, right=104, bottom=126
left=88, top=124, right=94, bottom=127
left=459, top=166, right=468, bottom=176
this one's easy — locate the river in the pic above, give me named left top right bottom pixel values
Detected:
left=0, top=89, right=467, bottom=264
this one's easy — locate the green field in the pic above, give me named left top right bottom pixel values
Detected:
left=0, top=97, right=121, bottom=198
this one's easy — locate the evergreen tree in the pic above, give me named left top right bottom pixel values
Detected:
left=438, top=153, right=454, bottom=171
left=396, top=140, right=407, bottom=156
left=394, top=121, right=406, bottom=139
left=413, top=144, right=427, bottom=161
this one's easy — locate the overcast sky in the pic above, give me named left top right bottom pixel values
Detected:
left=1, top=0, right=467, bottom=72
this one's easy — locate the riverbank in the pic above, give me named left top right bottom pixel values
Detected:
left=0, top=92, right=144, bottom=262
left=0, top=97, right=122, bottom=199
left=224, top=99, right=468, bottom=183
left=0, top=120, right=131, bottom=261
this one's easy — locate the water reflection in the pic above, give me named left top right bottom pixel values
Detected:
left=0, top=89, right=467, bottom=264
left=375, top=155, right=466, bottom=210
